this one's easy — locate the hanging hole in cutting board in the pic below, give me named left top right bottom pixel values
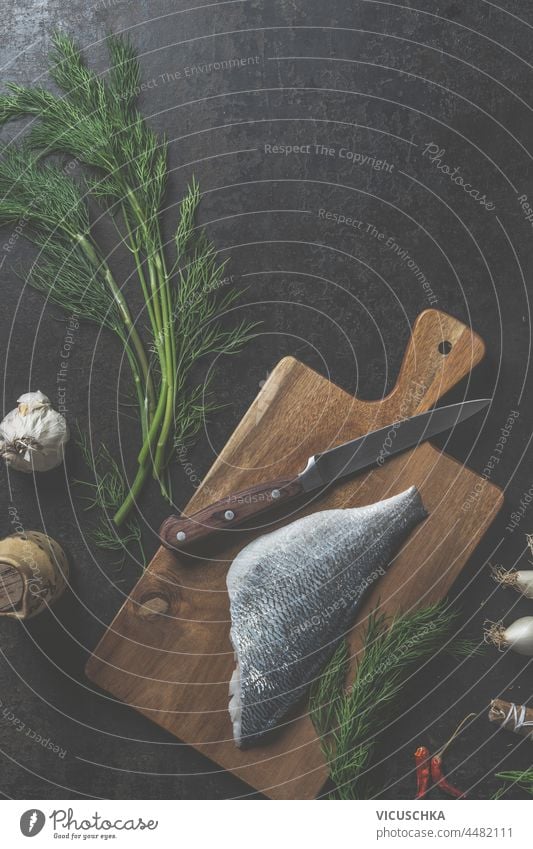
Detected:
left=438, top=340, right=452, bottom=355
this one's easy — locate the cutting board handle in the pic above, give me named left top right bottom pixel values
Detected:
left=386, top=309, right=485, bottom=416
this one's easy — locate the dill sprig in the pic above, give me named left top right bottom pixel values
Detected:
left=0, top=33, right=255, bottom=531
left=495, top=769, right=533, bottom=796
left=74, top=428, right=144, bottom=561
left=310, top=602, right=457, bottom=799
left=448, top=637, right=486, bottom=658
left=0, top=145, right=154, bottom=436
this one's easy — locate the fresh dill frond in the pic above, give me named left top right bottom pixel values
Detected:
left=0, top=142, right=154, bottom=446
left=44, top=32, right=166, bottom=225
left=169, top=186, right=257, bottom=457
left=89, top=519, right=144, bottom=557
left=309, top=641, right=350, bottom=764
left=310, top=602, right=458, bottom=799
left=173, top=176, right=201, bottom=262
left=0, top=143, right=89, bottom=237
left=491, top=784, right=509, bottom=799
left=74, top=428, right=144, bottom=563
left=447, top=637, right=487, bottom=659
left=0, top=33, right=255, bottom=526
left=495, top=769, right=533, bottom=796
left=25, top=235, right=122, bottom=333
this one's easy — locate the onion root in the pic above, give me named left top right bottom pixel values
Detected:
left=491, top=565, right=520, bottom=591
left=484, top=620, right=508, bottom=651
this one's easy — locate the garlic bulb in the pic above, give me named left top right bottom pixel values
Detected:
left=0, top=391, right=69, bottom=472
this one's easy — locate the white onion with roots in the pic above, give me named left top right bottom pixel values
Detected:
left=491, top=565, right=533, bottom=599
left=484, top=617, right=533, bottom=656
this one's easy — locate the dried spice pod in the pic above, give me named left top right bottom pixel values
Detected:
left=488, top=699, right=533, bottom=740
left=0, top=532, right=69, bottom=619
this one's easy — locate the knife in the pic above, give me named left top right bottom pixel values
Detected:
left=160, top=397, right=490, bottom=550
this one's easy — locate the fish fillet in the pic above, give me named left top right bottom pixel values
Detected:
left=227, top=486, right=427, bottom=748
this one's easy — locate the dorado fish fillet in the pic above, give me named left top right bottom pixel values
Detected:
left=227, top=486, right=427, bottom=748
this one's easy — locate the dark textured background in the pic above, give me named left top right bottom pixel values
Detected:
left=0, top=0, right=532, bottom=800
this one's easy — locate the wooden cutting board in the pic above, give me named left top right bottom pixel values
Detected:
left=86, top=309, right=503, bottom=799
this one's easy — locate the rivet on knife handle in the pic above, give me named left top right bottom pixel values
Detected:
left=159, top=477, right=304, bottom=550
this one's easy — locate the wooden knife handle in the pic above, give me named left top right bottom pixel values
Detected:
left=159, top=477, right=303, bottom=550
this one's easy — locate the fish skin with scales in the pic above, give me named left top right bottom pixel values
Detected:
left=227, top=486, right=428, bottom=748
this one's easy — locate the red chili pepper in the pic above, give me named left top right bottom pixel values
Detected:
left=414, top=746, right=431, bottom=799
left=430, top=754, right=466, bottom=799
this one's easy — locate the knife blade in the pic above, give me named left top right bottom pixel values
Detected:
left=160, top=397, right=490, bottom=550
left=298, top=397, right=490, bottom=492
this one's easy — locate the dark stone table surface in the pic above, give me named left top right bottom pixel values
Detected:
left=1, top=0, right=533, bottom=800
